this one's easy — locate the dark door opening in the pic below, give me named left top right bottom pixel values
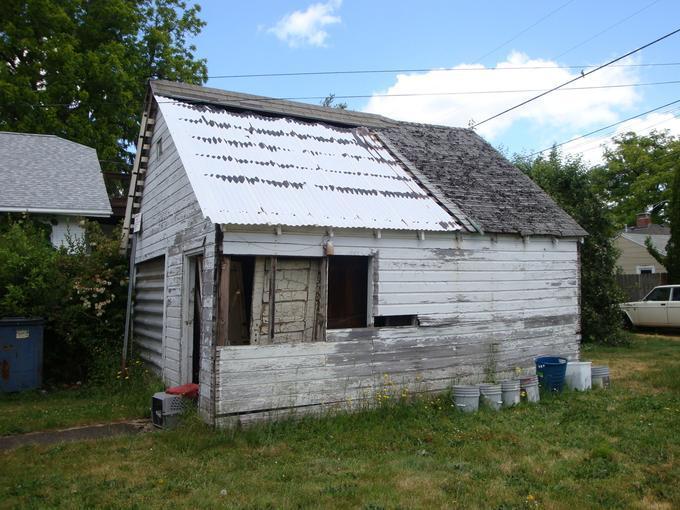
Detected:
left=327, top=256, right=369, bottom=329
left=191, top=257, right=203, bottom=384
left=228, top=256, right=255, bottom=345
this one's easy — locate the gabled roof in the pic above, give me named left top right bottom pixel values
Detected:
left=623, top=224, right=670, bottom=235
left=619, top=232, right=670, bottom=256
left=0, top=132, right=112, bottom=217
left=149, top=80, right=587, bottom=237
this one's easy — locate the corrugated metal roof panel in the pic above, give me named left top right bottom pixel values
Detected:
left=156, top=96, right=462, bottom=231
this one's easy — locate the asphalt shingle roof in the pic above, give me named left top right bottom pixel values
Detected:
left=0, top=132, right=112, bottom=216
left=148, top=80, right=587, bottom=237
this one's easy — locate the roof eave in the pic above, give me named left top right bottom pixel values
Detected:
left=0, top=206, right=112, bottom=217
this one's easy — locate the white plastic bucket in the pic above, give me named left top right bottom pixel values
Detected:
left=520, top=375, right=540, bottom=403
left=452, top=385, right=480, bottom=413
left=479, top=384, right=503, bottom=411
left=565, top=361, right=592, bottom=391
left=591, top=365, right=610, bottom=389
left=500, top=379, right=520, bottom=407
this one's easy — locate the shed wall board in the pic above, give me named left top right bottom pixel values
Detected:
left=132, top=107, right=218, bottom=422
left=215, top=232, right=580, bottom=425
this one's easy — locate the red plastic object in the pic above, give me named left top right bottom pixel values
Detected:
left=165, top=383, right=199, bottom=399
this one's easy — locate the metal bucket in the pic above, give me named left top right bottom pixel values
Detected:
left=500, top=379, right=520, bottom=407
left=452, top=385, right=480, bottom=413
left=479, top=383, right=503, bottom=411
left=591, top=365, right=610, bottom=389
left=520, top=375, right=540, bottom=403
left=565, top=361, right=592, bottom=391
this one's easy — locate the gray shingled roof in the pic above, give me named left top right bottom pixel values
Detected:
left=0, top=132, right=112, bottom=216
left=377, top=123, right=587, bottom=237
left=148, top=80, right=586, bottom=237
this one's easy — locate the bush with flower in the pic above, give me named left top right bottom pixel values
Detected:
left=0, top=215, right=128, bottom=384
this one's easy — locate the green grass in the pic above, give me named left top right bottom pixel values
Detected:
left=1, top=335, right=678, bottom=509
left=0, top=368, right=162, bottom=435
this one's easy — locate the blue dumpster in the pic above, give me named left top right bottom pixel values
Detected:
left=0, top=318, right=44, bottom=392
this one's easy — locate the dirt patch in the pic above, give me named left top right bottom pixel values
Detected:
left=0, top=419, right=153, bottom=450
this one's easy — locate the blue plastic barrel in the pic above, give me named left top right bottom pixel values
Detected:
left=535, top=356, right=568, bottom=392
left=0, top=318, right=44, bottom=392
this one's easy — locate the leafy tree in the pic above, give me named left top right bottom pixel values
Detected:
left=320, top=93, right=348, bottom=110
left=646, top=162, right=680, bottom=283
left=0, top=0, right=207, bottom=172
left=590, top=130, right=680, bottom=227
left=515, top=149, right=626, bottom=345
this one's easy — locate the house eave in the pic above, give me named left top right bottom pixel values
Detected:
left=0, top=206, right=112, bottom=217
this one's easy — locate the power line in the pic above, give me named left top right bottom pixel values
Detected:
left=25, top=79, right=680, bottom=109
left=554, top=0, right=662, bottom=59
left=473, top=27, right=680, bottom=128
left=475, top=0, right=577, bottom=64
left=529, top=98, right=680, bottom=156
left=206, top=61, right=680, bottom=80
left=277, top=80, right=680, bottom=102
left=560, top=105, right=680, bottom=155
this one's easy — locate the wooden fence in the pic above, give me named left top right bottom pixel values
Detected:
left=616, top=273, right=668, bottom=302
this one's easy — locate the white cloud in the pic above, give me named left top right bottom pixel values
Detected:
left=363, top=52, right=641, bottom=140
left=560, top=111, right=680, bottom=166
left=268, top=0, right=342, bottom=48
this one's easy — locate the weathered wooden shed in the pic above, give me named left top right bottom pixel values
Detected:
left=123, top=80, right=587, bottom=426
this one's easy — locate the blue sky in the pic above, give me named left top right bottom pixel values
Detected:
left=193, top=0, right=680, bottom=163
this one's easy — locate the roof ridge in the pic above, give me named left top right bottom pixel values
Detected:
left=150, top=79, right=400, bottom=128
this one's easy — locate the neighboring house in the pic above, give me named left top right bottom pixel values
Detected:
left=615, top=213, right=669, bottom=275
left=0, top=132, right=112, bottom=247
left=123, top=80, right=587, bottom=426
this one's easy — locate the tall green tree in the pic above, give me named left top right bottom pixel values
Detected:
left=0, top=0, right=207, bottom=171
left=515, top=149, right=626, bottom=345
left=647, top=163, right=680, bottom=283
left=590, top=130, right=680, bottom=227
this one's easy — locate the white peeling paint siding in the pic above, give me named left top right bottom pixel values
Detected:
left=215, top=230, right=580, bottom=426
left=155, top=96, right=462, bottom=232
left=133, top=107, right=218, bottom=422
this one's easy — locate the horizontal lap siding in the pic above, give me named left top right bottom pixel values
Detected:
left=133, top=109, right=218, bottom=422
left=216, top=231, right=580, bottom=425
left=133, top=257, right=165, bottom=372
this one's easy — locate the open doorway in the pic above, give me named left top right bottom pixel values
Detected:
left=182, top=254, right=203, bottom=385
left=217, top=255, right=255, bottom=346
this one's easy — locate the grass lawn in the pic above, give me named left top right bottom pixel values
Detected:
left=0, top=369, right=162, bottom=436
left=1, top=334, right=678, bottom=509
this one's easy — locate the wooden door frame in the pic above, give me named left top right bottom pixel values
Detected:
left=181, top=249, right=203, bottom=385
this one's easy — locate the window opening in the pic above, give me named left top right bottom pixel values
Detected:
left=327, top=256, right=369, bottom=329
left=374, top=315, right=418, bottom=327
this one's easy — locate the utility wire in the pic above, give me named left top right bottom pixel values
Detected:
left=560, top=105, right=680, bottom=155
left=475, top=0, right=577, bottom=64
left=473, top=27, right=680, bottom=128
left=25, top=79, right=680, bottom=108
left=554, top=0, right=662, bottom=59
left=529, top=98, right=680, bottom=156
left=206, top=61, right=680, bottom=80
left=277, top=80, right=680, bottom=102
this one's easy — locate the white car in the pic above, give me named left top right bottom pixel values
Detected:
left=620, top=285, right=680, bottom=328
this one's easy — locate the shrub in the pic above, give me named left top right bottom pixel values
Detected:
left=0, top=215, right=128, bottom=383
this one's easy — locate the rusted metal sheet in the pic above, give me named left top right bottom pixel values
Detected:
left=155, top=96, right=463, bottom=231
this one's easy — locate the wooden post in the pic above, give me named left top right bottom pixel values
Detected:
left=314, top=256, right=329, bottom=341
left=268, top=256, right=277, bottom=340
left=216, top=257, right=230, bottom=346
